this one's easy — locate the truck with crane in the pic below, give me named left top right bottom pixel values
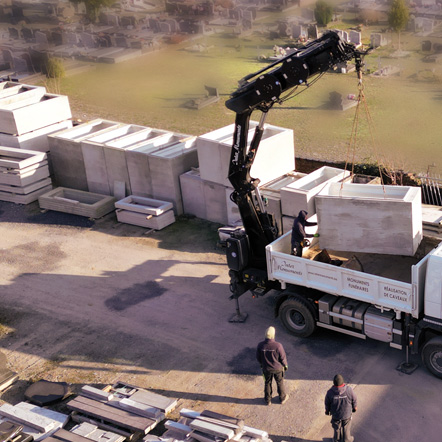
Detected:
left=223, top=30, right=442, bottom=379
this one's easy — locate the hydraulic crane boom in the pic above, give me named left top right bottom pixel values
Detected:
left=225, top=31, right=368, bottom=298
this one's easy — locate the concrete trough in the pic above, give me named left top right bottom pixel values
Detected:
left=0, top=184, right=52, bottom=204
left=38, top=187, right=116, bottom=218
left=281, top=166, right=350, bottom=217
left=148, top=137, right=198, bottom=215
left=0, top=93, right=72, bottom=135
left=0, top=82, right=45, bottom=99
left=315, top=182, right=423, bottom=256
left=197, top=122, right=295, bottom=188
left=115, top=195, right=176, bottom=230
left=49, top=120, right=124, bottom=191
left=0, top=146, right=47, bottom=169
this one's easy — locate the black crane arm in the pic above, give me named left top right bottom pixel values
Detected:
left=224, top=31, right=368, bottom=298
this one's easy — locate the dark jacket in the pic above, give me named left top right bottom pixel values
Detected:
left=325, top=384, right=357, bottom=421
left=256, top=338, right=287, bottom=373
left=291, top=210, right=317, bottom=248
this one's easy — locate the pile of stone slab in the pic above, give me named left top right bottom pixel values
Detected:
left=44, top=425, right=125, bottom=442
left=67, top=381, right=178, bottom=440
left=422, top=204, right=442, bottom=236
left=181, top=122, right=295, bottom=225
left=115, top=196, right=176, bottom=230
left=0, top=402, right=69, bottom=441
left=38, top=188, right=116, bottom=219
left=0, top=421, right=32, bottom=442
left=0, top=146, right=52, bottom=204
left=315, top=182, right=423, bottom=256
left=0, top=82, right=72, bottom=153
left=48, top=120, right=198, bottom=214
left=157, top=408, right=272, bottom=442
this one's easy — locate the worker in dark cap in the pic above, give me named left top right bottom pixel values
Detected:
left=325, top=374, right=358, bottom=442
left=291, top=210, right=319, bottom=257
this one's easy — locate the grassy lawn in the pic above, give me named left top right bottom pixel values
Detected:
left=46, top=22, right=442, bottom=175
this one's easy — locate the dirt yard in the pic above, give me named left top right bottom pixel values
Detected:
left=1, top=201, right=442, bottom=442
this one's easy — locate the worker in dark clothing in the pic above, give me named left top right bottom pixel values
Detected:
left=291, top=210, right=318, bottom=257
left=325, top=374, right=358, bottom=442
left=256, top=326, right=288, bottom=405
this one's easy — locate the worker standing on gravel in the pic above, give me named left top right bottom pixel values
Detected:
left=325, top=374, right=358, bottom=442
left=256, top=326, right=289, bottom=405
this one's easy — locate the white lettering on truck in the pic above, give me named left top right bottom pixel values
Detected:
left=382, top=286, right=409, bottom=303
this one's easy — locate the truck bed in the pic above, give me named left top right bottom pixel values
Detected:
left=266, top=232, right=430, bottom=318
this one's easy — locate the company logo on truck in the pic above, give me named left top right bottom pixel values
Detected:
left=277, top=260, right=302, bottom=276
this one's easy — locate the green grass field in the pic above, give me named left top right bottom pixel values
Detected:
left=48, top=24, right=442, bottom=175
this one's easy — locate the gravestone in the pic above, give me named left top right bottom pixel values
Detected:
left=349, top=30, right=361, bottom=46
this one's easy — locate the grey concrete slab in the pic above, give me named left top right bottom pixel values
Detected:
left=0, top=94, right=72, bottom=136
left=116, top=208, right=175, bottom=230
left=115, top=196, right=173, bottom=216
left=197, top=122, right=295, bottom=187
left=316, top=183, right=423, bottom=255
left=148, top=137, right=197, bottom=215
left=103, top=146, right=132, bottom=197
left=179, top=169, right=206, bottom=219
left=0, top=120, right=73, bottom=152
left=81, top=141, right=111, bottom=195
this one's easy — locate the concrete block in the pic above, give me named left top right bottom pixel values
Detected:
left=81, top=141, right=111, bottom=195
left=180, top=169, right=206, bottom=219
left=0, top=146, right=47, bottom=169
left=315, top=183, right=423, bottom=256
left=0, top=93, right=72, bottom=135
left=259, top=172, right=307, bottom=198
left=261, top=191, right=282, bottom=234
left=225, top=187, right=242, bottom=226
left=202, top=179, right=229, bottom=225
left=0, top=177, right=52, bottom=194
left=115, top=196, right=173, bottom=216
left=122, top=130, right=189, bottom=199
left=38, top=187, right=116, bottom=218
left=197, top=122, right=295, bottom=187
left=0, top=184, right=52, bottom=204
left=281, top=166, right=350, bottom=217
left=116, top=208, right=175, bottom=230
left=0, top=82, right=45, bottom=99
left=49, top=119, right=123, bottom=191
left=0, top=85, right=46, bottom=108
left=148, top=137, right=198, bottom=215
left=0, top=120, right=73, bottom=152
left=0, top=163, right=49, bottom=187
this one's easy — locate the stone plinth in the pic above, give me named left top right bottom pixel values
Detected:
left=316, top=183, right=423, bottom=256
left=281, top=166, right=350, bottom=217
left=197, top=122, right=295, bottom=187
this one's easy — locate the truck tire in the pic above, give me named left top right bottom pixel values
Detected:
left=279, top=296, right=316, bottom=338
left=422, top=336, right=442, bottom=379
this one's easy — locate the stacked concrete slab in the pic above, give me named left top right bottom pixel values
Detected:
left=0, top=146, right=52, bottom=203
left=280, top=166, right=350, bottom=219
left=115, top=195, right=175, bottom=230
left=0, top=82, right=72, bottom=153
left=315, top=182, right=423, bottom=256
left=38, top=187, right=116, bottom=218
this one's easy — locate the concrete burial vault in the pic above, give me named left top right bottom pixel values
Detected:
left=315, top=182, right=423, bottom=256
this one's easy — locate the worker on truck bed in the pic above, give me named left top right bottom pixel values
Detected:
left=291, top=210, right=318, bottom=257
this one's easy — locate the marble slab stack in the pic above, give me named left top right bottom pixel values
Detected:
left=0, top=146, right=52, bottom=203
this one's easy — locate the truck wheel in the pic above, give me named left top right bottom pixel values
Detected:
left=422, top=336, right=442, bottom=379
left=279, top=296, right=316, bottom=338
